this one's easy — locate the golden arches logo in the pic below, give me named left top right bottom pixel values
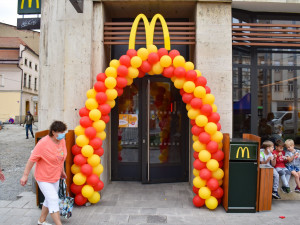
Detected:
left=129, top=14, right=170, bottom=50
left=236, top=147, right=250, bottom=159
left=21, top=0, right=40, bottom=9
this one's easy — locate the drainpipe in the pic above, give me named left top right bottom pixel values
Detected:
left=17, top=46, right=26, bottom=125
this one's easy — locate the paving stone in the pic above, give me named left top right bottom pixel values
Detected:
left=128, top=215, right=148, bottom=223
left=140, top=208, right=157, bottom=215
left=147, top=215, right=167, bottom=223
left=0, top=200, right=12, bottom=207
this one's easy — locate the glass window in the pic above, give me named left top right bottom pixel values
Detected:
left=35, top=64, right=38, bottom=71
left=34, top=78, right=37, bottom=91
left=29, top=61, right=32, bottom=68
left=23, top=73, right=27, bottom=87
left=28, top=75, right=31, bottom=89
left=24, top=58, right=27, bottom=66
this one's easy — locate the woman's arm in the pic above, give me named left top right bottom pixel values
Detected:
left=20, top=160, right=35, bottom=186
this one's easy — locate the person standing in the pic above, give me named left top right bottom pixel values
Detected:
left=0, top=166, right=4, bottom=182
left=20, top=121, right=67, bottom=225
left=23, top=111, right=35, bottom=139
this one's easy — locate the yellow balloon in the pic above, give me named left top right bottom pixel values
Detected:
left=93, top=164, right=104, bottom=176
left=88, top=191, right=100, bottom=204
left=160, top=55, right=172, bottom=67
left=192, top=135, right=199, bottom=141
left=198, top=150, right=211, bottom=162
left=87, top=154, right=101, bottom=167
left=93, top=120, right=106, bottom=132
left=128, top=67, right=139, bottom=79
left=198, top=187, right=211, bottom=200
left=173, top=55, right=185, bottom=67
left=184, top=61, right=194, bottom=71
left=76, top=135, right=89, bottom=147
left=104, top=77, right=117, bottom=89
left=85, top=98, right=98, bottom=110
left=195, top=115, right=208, bottom=127
left=137, top=48, right=149, bottom=60
left=183, top=81, right=195, bottom=93
left=148, top=70, right=154, bottom=75
left=109, top=59, right=120, bottom=69
left=126, top=77, right=133, bottom=86
left=81, top=145, right=94, bottom=158
left=97, top=131, right=106, bottom=140
left=203, top=94, right=215, bottom=105
left=206, top=159, right=219, bottom=172
left=193, top=168, right=200, bottom=177
left=152, top=62, right=164, bottom=74
left=81, top=185, right=94, bottom=198
left=194, top=86, right=206, bottom=99
left=205, top=196, right=218, bottom=210
left=174, top=78, right=185, bottom=89
left=205, top=122, right=217, bottom=135
left=188, top=108, right=200, bottom=120
left=73, top=173, right=86, bottom=186
left=218, top=179, right=223, bottom=186
left=106, top=99, right=116, bottom=108
left=195, top=70, right=202, bottom=77
left=193, top=176, right=207, bottom=188
left=89, top=109, right=101, bottom=121
left=193, top=141, right=206, bottom=152
left=186, top=104, right=191, bottom=111
left=212, top=168, right=224, bottom=180
left=147, top=44, right=157, bottom=53
left=212, top=104, right=218, bottom=112
left=218, top=142, right=223, bottom=149
left=105, top=66, right=117, bottom=78
left=105, top=89, right=118, bottom=101
left=71, top=164, right=81, bottom=174
left=170, top=76, right=176, bottom=82
left=74, top=125, right=85, bottom=136
left=86, top=89, right=96, bottom=99
left=130, top=56, right=142, bottom=68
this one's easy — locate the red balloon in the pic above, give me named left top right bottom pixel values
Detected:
left=207, top=178, right=219, bottom=191
left=195, top=76, right=207, bottom=87
left=193, top=151, right=199, bottom=159
left=95, top=92, right=107, bottom=105
left=206, top=141, right=219, bottom=154
left=126, top=49, right=137, bottom=58
left=217, top=122, right=221, bottom=131
left=193, top=159, right=206, bottom=170
left=193, top=195, right=205, bottom=208
left=80, top=164, right=93, bottom=176
left=116, top=77, right=128, bottom=88
left=117, top=65, right=128, bottom=77
left=190, top=119, right=196, bottom=126
left=190, top=98, right=203, bottom=109
left=218, top=160, right=223, bottom=168
left=116, top=87, right=124, bottom=96
left=94, top=180, right=104, bottom=191
left=72, top=145, right=82, bottom=155
left=217, top=198, right=222, bottom=205
left=75, top=193, right=87, bottom=206
left=212, top=150, right=224, bottom=161
left=186, top=70, right=197, bottom=81
left=89, top=137, right=102, bottom=149
left=174, top=67, right=186, bottom=78
left=94, top=81, right=106, bottom=92
left=199, top=168, right=212, bottom=180
left=94, top=147, right=104, bottom=157
left=98, top=104, right=111, bottom=115
left=96, top=73, right=106, bottom=82
left=169, top=49, right=180, bottom=60
left=211, top=187, right=224, bottom=199
left=193, top=186, right=200, bottom=195
left=162, top=66, right=174, bottom=78
left=157, top=48, right=168, bottom=58
left=201, top=104, right=213, bottom=116
left=74, top=154, right=87, bottom=166
left=198, top=132, right=211, bottom=144
left=148, top=52, right=159, bottom=64
left=182, top=93, right=193, bottom=104
left=80, top=116, right=93, bottom=128
left=191, top=125, right=204, bottom=136
left=140, top=61, right=152, bottom=73
left=119, top=55, right=131, bottom=67
left=208, top=112, right=220, bottom=123
left=205, top=86, right=211, bottom=94
left=85, top=127, right=97, bottom=139
left=179, top=88, right=185, bottom=96
left=79, top=107, right=90, bottom=117
left=87, top=174, right=100, bottom=186
left=138, top=70, right=145, bottom=78
left=101, top=114, right=110, bottom=123
left=70, top=183, right=84, bottom=195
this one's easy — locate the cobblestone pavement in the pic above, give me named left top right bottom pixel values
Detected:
left=0, top=124, right=38, bottom=200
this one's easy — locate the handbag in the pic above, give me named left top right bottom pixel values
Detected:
left=58, top=179, right=74, bottom=219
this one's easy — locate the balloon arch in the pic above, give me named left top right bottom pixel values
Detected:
left=70, top=14, right=224, bottom=210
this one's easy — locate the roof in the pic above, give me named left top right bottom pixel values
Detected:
left=0, top=49, right=19, bottom=60
left=0, top=37, right=28, bottom=48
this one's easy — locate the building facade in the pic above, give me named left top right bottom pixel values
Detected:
left=38, top=0, right=300, bottom=186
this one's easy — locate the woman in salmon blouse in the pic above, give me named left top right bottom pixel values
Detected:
left=20, top=121, right=67, bottom=225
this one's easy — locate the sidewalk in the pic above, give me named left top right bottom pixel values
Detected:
left=0, top=182, right=299, bottom=225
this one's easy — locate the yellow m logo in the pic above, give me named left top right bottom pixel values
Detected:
left=21, top=0, right=40, bottom=9
left=129, top=14, right=170, bottom=50
left=236, top=147, right=250, bottom=159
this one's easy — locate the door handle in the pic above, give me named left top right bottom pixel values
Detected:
left=143, top=139, right=146, bottom=144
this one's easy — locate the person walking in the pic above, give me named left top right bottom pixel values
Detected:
left=23, top=111, right=35, bottom=139
left=20, top=121, right=68, bottom=225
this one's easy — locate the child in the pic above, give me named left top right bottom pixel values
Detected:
left=260, top=140, right=280, bottom=199
left=285, top=139, right=300, bottom=193
left=273, top=140, right=291, bottom=193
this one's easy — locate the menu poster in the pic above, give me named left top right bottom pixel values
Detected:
left=129, top=114, right=138, bottom=127
left=119, top=114, right=128, bottom=127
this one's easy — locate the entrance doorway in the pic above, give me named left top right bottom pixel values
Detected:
left=111, top=76, right=189, bottom=183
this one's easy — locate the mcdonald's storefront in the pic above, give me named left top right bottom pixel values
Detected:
left=38, top=0, right=300, bottom=189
